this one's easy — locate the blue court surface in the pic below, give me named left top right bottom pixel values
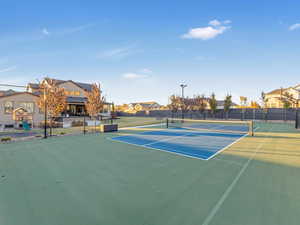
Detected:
left=111, top=128, right=246, bottom=160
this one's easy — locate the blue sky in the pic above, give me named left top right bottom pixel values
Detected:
left=0, top=0, right=300, bottom=105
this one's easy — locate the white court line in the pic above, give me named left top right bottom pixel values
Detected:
left=201, top=141, right=265, bottom=225
left=119, top=123, right=165, bottom=130
left=143, top=132, right=192, bottom=146
left=201, top=124, right=271, bottom=225
left=110, top=129, right=246, bottom=161
left=110, top=124, right=258, bottom=161
left=110, top=137, right=209, bottom=160
left=205, top=134, right=248, bottom=160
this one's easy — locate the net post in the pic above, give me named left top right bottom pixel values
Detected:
left=296, top=110, right=299, bottom=129
left=249, top=120, right=254, bottom=136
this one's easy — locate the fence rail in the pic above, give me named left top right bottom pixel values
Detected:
left=117, top=108, right=299, bottom=122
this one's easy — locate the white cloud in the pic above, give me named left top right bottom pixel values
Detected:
left=289, top=23, right=300, bottom=31
left=42, top=28, right=50, bottom=35
left=122, top=73, right=147, bottom=79
left=0, top=66, right=17, bottom=73
left=209, top=19, right=222, bottom=27
left=182, top=26, right=230, bottom=40
left=182, top=19, right=231, bottom=40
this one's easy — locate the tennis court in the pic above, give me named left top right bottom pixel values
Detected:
left=112, top=118, right=253, bottom=160
left=0, top=117, right=299, bottom=225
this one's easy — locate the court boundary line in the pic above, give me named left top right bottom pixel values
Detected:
left=205, top=134, right=248, bottom=160
left=204, top=126, right=260, bottom=160
left=110, top=136, right=209, bottom=160
left=109, top=128, right=248, bottom=161
left=201, top=141, right=265, bottom=225
left=201, top=125, right=269, bottom=225
left=119, top=123, right=165, bottom=130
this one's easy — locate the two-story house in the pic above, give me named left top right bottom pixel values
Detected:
left=265, top=84, right=300, bottom=108
left=0, top=78, right=112, bottom=128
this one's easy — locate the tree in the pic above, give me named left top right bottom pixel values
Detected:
left=37, top=78, right=67, bottom=136
left=85, top=83, right=105, bottom=131
left=224, top=94, right=232, bottom=119
left=281, top=91, right=296, bottom=121
left=208, top=93, right=217, bottom=117
left=189, top=97, right=198, bottom=118
left=194, top=94, right=207, bottom=119
left=261, top=91, right=269, bottom=121
left=180, top=97, right=191, bottom=119
left=168, top=95, right=181, bottom=119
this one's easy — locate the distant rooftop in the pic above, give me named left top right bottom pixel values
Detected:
left=27, top=79, right=93, bottom=92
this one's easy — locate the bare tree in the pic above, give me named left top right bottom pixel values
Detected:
left=180, top=97, right=191, bottom=120
left=194, top=94, right=207, bottom=119
left=224, top=94, right=232, bottom=119
left=260, top=91, right=269, bottom=121
left=281, top=91, right=297, bottom=121
left=208, top=93, right=217, bottom=118
left=168, top=95, right=181, bottom=119
left=37, top=78, right=67, bottom=136
left=189, top=97, right=199, bottom=118
left=85, top=83, right=105, bottom=132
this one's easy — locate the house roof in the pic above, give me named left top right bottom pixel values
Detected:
left=0, top=89, right=16, bottom=97
left=0, top=92, right=39, bottom=99
left=28, top=79, right=93, bottom=92
left=266, top=88, right=286, bottom=95
left=130, top=102, right=161, bottom=109
left=130, top=101, right=160, bottom=105
left=216, top=100, right=238, bottom=107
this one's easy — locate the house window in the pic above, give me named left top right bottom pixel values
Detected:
left=20, top=102, right=34, bottom=113
left=4, top=101, right=14, bottom=114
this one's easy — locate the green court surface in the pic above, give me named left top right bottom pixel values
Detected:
left=0, top=120, right=299, bottom=225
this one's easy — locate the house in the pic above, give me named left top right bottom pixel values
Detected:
left=215, top=100, right=239, bottom=110
left=181, top=98, right=238, bottom=110
left=0, top=78, right=112, bottom=128
left=265, top=84, right=300, bottom=108
left=0, top=92, right=44, bottom=128
left=117, top=101, right=162, bottom=113
left=27, top=79, right=113, bottom=116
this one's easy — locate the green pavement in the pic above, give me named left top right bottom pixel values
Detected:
left=0, top=119, right=299, bottom=225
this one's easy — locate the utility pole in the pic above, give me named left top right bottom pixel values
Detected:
left=180, top=84, right=187, bottom=120
left=43, top=87, right=48, bottom=139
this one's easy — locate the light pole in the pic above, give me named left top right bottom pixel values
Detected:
left=43, top=87, right=48, bottom=139
left=180, top=84, right=187, bottom=120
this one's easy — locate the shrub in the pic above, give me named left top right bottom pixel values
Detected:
left=38, top=121, right=63, bottom=128
left=60, top=132, right=66, bottom=135
left=71, top=120, right=88, bottom=127
left=1, top=137, right=12, bottom=142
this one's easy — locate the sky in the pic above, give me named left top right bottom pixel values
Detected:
left=0, top=0, right=300, bottom=105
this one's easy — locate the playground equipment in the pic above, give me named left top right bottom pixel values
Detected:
left=12, top=108, right=33, bottom=130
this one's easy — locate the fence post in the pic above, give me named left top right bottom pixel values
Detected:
left=296, top=110, right=299, bottom=129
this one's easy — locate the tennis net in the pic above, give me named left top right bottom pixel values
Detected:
left=166, top=118, right=254, bottom=136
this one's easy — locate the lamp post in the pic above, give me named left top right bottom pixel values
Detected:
left=180, top=84, right=187, bottom=120
left=43, top=87, right=48, bottom=139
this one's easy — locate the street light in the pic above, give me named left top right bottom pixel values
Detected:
left=43, top=87, right=48, bottom=139
left=180, top=84, right=187, bottom=119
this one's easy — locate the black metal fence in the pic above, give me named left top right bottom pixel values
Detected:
left=117, top=108, right=299, bottom=122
